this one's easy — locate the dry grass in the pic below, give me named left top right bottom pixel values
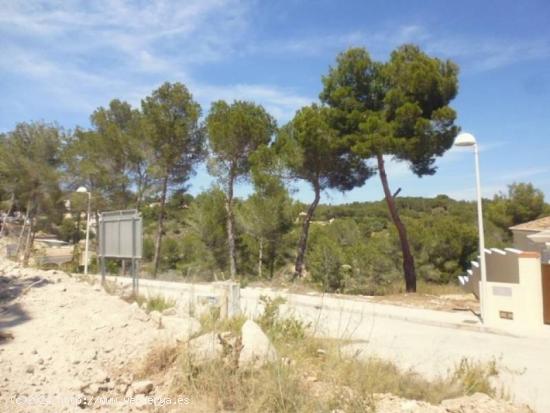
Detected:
left=198, top=307, right=247, bottom=336
left=416, top=280, right=464, bottom=296
left=138, top=343, right=179, bottom=378
left=137, top=298, right=498, bottom=412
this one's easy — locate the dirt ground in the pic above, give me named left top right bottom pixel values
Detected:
left=0, top=259, right=191, bottom=412
left=370, top=292, right=480, bottom=313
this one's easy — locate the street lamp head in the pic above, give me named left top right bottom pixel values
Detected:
left=76, top=186, right=88, bottom=193
left=454, top=132, right=477, bottom=147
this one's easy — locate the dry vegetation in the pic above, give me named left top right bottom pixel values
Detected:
left=138, top=297, right=499, bottom=412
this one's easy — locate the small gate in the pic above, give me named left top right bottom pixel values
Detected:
left=543, top=264, right=550, bottom=324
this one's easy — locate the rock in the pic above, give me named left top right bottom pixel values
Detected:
left=238, top=320, right=277, bottom=368
left=91, top=371, right=109, bottom=384
left=133, top=394, right=150, bottom=409
left=82, top=383, right=100, bottom=396
left=116, top=383, right=129, bottom=394
left=130, top=304, right=150, bottom=322
left=187, top=332, right=223, bottom=364
left=371, top=392, right=532, bottom=413
left=83, top=349, right=97, bottom=362
left=441, top=392, right=532, bottom=413
left=116, top=373, right=133, bottom=385
left=161, top=316, right=202, bottom=342
left=100, top=381, right=115, bottom=391
left=161, top=307, right=176, bottom=316
left=131, top=380, right=153, bottom=395
left=125, top=386, right=134, bottom=398
left=25, top=365, right=34, bottom=374
left=374, top=393, right=440, bottom=413
left=149, top=310, right=162, bottom=326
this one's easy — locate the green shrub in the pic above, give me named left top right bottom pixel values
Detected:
left=257, top=295, right=308, bottom=342
left=146, top=295, right=176, bottom=313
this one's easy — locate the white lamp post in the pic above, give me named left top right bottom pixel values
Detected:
left=76, top=186, right=91, bottom=275
left=455, top=132, right=487, bottom=322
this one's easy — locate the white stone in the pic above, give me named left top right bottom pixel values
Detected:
left=161, top=307, right=176, bottom=316
left=131, top=380, right=153, bottom=395
left=130, top=304, right=150, bottom=322
left=238, top=320, right=277, bottom=368
left=149, top=310, right=162, bottom=326
left=187, top=332, right=223, bottom=364
left=161, top=316, right=202, bottom=342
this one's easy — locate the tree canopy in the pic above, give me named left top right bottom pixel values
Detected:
left=320, top=45, right=460, bottom=292
left=206, top=100, right=277, bottom=278
left=141, top=82, right=205, bottom=277
left=275, top=104, right=372, bottom=276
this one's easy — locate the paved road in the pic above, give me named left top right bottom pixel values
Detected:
left=241, top=287, right=550, bottom=413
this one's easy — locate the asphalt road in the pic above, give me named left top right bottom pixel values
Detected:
left=241, top=287, right=550, bottom=413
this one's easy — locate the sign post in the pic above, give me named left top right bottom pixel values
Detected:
left=98, top=210, right=142, bottom=294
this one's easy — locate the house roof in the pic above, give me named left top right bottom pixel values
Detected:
left=510, top=216, right=550, bottom=231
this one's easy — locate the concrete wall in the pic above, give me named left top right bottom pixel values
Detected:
left=484, top=253, right=544, bottom=331
left=465, top=249, right=544, bottom=332
left=468, top=248, right=522, bottom=297
left=93, top=274, right=240, bottom=318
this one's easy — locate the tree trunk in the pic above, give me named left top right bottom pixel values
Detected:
left=225, top=174, right=237, bottom=279
left=376, top=153, right=417, bottom=292
left=136, top=168, right=145, bottom=210
left=294, top=182, right=321, bottom=278
left=15, top=200, right=31, bottom=258
left=23, top=217, right=35, bottom=267
left=258, top=237, right=263, bottom=278
left=152, top=175, right=168, bottom=278
left=0, top=192, right=15, bottom=237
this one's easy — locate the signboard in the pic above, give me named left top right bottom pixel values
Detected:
left=98, top=210, right=142, bottom=259
left=98, top=209, right=142, bottom=292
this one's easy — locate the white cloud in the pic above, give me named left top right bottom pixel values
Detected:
left=247, top=23, right=550, bottom=72
left=193, top=83, right=314, bottom=123
left=0, top=0, right=314, bottom=125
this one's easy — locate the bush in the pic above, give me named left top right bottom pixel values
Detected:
left=256, top=295, right=308, bottom=342
left=145, top=295, right=175, bottom=313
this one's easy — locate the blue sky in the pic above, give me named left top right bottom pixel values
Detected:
left=1, top=0, right=549, bottom=205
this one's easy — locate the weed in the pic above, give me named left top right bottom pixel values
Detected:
left=452, top=357, right=498, bottom=396
left=199, top=307, right=246, bottom=336
left=145, top=295, right=176, bottom=313
left=256, top=295, right=309, bottom=342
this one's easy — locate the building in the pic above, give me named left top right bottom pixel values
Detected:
left=459, top=216, right=550, bottom=331
left=510, top=216, right=550, bottom=262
